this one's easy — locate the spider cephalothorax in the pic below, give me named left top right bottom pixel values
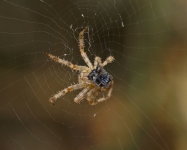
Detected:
left=45, top=27, right=114, bottom=105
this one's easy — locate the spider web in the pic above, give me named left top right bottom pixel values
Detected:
left=1, top=0, right=187, bottom=149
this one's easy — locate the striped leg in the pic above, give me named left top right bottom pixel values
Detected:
left=91, top=81, right=114, bottom=105
left=94, top=56, right=102, bottom=68
left=79, top=27, right=93, bottom=69
left=74, top=87, right=90, bottom=104
left=101, top=56, right=115, bottom=67
left=44, top=52, right=88, bottom=71
left=86, top=88, right=98, bottom=105
left=49, top=83, right=86, bottom=105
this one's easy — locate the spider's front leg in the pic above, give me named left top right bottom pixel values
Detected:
left=49, top=83, right=86, bottom=105
left=79, top=27, right=93, bottom=69
left=44, top=52, right=88, bottom=71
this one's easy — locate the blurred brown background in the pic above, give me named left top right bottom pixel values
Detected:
left=0, top=0, right=187, bottom=149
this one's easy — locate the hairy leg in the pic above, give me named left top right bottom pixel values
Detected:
left=91, top=81, right=114, bottom=105
left=86, top=88, right=98, bottom=105
left=49, top=83, right=86, bottom=105
left=101, top=56, right=115, bottom=67
left=79, top=27, right=93, bottom=69
left=74, top=87, right=90, bottom=104
left=44, top=52, right=88, bottom=71
left=94, top=56, right=102, bottom=68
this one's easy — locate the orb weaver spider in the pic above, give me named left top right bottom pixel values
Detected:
left=45, top=27, right=114, bottom=105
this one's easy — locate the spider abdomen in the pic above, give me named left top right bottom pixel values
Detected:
left=88, top=66, right=113, bottom=88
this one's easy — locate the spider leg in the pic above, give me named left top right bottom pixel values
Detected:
left=74, top=87, right=90, bottom=104
left=79, top=27, right=93, bottom=69
left=86, top=88, right=98, bottom=105
left=94, top=56, right=102, bottom=68
left=91, top=80, right=114, bottom=105
left=101, top=56, right=115, bottom=67
left=49, top=83, right=86, bottom=105
left=44, top=52, right=88, bottom=71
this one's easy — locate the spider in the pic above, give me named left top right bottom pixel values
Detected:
left=44, top=27, right=114, bottom=105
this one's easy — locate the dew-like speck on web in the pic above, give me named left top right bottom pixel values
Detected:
left=121, top=21, right=124, bottom=27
